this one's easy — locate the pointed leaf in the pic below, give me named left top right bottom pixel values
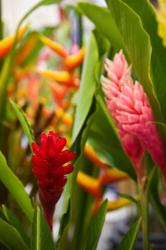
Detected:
left=0, top=152, right=34, bottom=222
left=1, top=205, right=30, bottom=246
left=31, top=207, right=54, bottom=250
left=71, top=33, right=98, bottom=144
left=78, top=3, right=123, bottom=49
left=10, top=100, right=34, bottom=147
left=117, top=218, right=141, bottom=250
left=122, top=0, right=166, bottom=122
left=83, top=200, right=108, bottom=250
left=105, top=0, right=161, bottom=121
left=0, top=218, right=29, bottom=250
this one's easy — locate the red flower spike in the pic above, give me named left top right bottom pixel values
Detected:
left=32, top=131, right=75, bottom=229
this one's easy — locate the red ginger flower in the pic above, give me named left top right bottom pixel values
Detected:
left=102, top=51, right=166, bottom=181
left=32, top=131, right=75, bottom=228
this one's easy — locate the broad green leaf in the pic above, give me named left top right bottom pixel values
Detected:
left=78, top=3, right=123, bottom=49
left=71, top=33, right=98, bottom=144
left=0, top=218, right=29, bottom=250
left=31, top=207, right=54, bottom=250
left=0, top=152, right=34, bottom=222
left=71, top=112, right=99, bottom=250
left=1, top=205, right=30, bottom=247
left=83, top=200, right=108, bottom=250
left=88, top=95, right=136, bottom=180
left=105, top=0, right=161, bottom=121
left=10, top=100, right=34, bottom=147
left=117, top=218, right=141, bottom=250
left=122, top=0, right=166, bottom=122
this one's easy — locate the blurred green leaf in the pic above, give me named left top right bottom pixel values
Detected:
left=117, top=218, right=141, bottom=250
left=0, top=218, right=29, bottom=250
left=1, top=205, right=30, bottom=246
left=71, top=32, right=98, bottom=144
left=31, top=207, right=54, bottom=250
left=0, top=152, right=34, bottom=222
left=88, top=95, right=136, bottom=180
left=83, top=200, right=108, bottom=250
left=78, top=3, right=123, bottom=49
left=122, top=0, right=166, bottom=122
left=10, top=100, right=35, bottom=148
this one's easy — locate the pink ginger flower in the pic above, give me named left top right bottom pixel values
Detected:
left=102, top=50, right=166, bottom=180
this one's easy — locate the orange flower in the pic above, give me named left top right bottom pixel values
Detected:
left=84, top=144, right=110, bottom=170
left=15, top=33, right=38, bottom=65
left=55, top=107, right=72, bottom=126
left=65, top=47, right=86, bottom=71
left=107, top=198, right=131, bottom=211
left=39, top=34, right=68, bottom=58
left=77, top=171, right=101, bottom=198
left=100, top=168, right=128, bottom=185
left=0, top=24, right=28, bottom=58
left=37, top=69, right=79, bottom=87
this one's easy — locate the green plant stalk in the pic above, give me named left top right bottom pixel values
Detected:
left=139, top=182, right=150, bottom=250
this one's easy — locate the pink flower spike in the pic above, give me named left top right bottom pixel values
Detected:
left=102, top=50, right=166, bottom=181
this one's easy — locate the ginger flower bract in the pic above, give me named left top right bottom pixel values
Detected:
left=32, top=131, right=75, bottom=228
left=102, top=51, right=166, bottom=180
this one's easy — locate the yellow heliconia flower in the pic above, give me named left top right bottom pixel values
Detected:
left=156, top=0, right=166, bottom=46
left=77, top=171, right=101, bottom=198
left=100, top=168, right=128, bottom=185
left=107, top=198, right=131, bottom=211
left=39, top=34, right=68, bottom=58
left=14, top=66, right=34, bottom=80
left=37, top=69, right=77, bottom=86
left=65, top=47, right=86, bottom=71
left=84, top=144, right=111, bottom=170
left=55, top=107, right=72, bottom=126
left=15, top=33, right=38, bottom=65
left=0, top=24, right=29, bottom=58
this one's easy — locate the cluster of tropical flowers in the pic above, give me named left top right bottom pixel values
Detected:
left=0, top=1, right=166, bottom=250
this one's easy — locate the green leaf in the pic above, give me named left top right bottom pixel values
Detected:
left=40, top=0, right=61, bottom=4
left=121, top=0, right=166, bottom=122
left=0, top=218, right=29, bottom=250
left=31, top=207, right=54, bottom=250
left=1, top=205, right=30, bottom=247
left=88, top=95, right=136, bottom=180
left=0, top=152, right=34, bottom=222
left=149, top=168, right=166, bottom=231
left=83, top=200, right=108, bottom=250
left=78, top=3, right=123, bottom=49
left=117, top=218, right=141, bottom=250
left=117, top=192, right=137, bottom=205
left=56, top=201, right=71, bottom=250
left=71, top=113, right=99, bottom=250
left=105, top=0, right=161, bottom=121
left=71, top=32, right=98, bottom=144
left=10, top=100, right=34, bottom=148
